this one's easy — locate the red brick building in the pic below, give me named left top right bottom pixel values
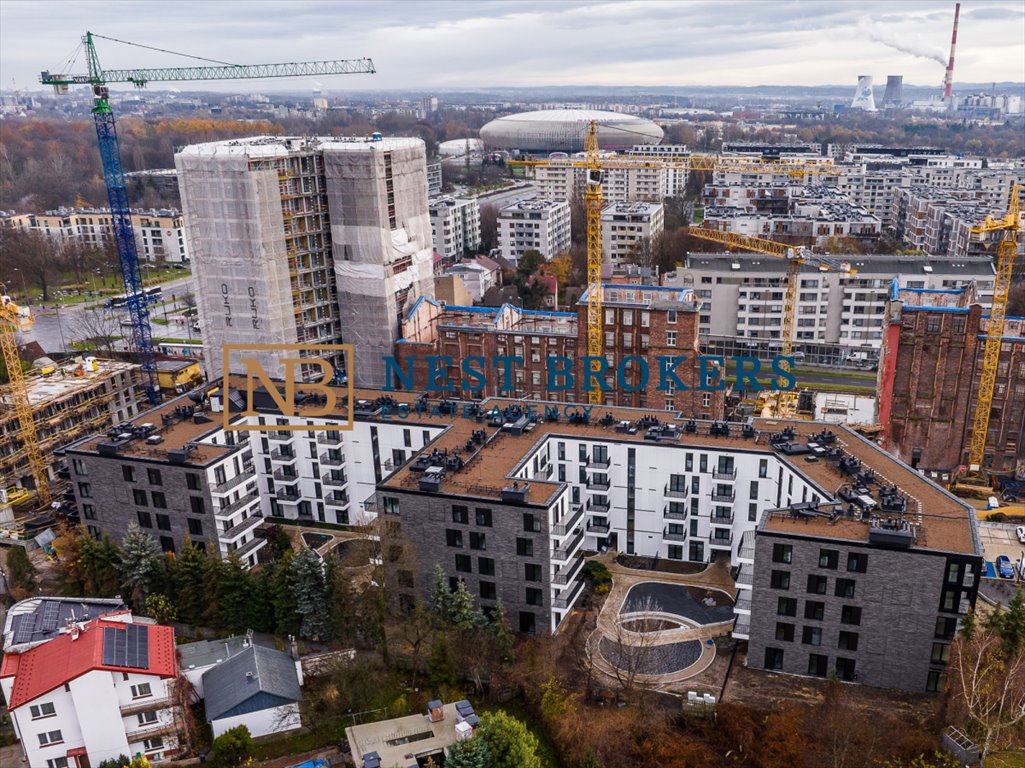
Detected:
left=394, top=284, right=725, bottom=419
left=878, top=286, right=1025, bottom=479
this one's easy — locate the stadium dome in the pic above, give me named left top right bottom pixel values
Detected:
left=479, top=109, right=664, bottom=153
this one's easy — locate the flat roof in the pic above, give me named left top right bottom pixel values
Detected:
left=177, top=635, right=251, bottom=671
left=345, top=702, right=463, bottom=766
left=18, top=360, right=138, bottom=408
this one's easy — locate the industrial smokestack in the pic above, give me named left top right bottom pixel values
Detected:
left=850, top=75, right=877, bottom=111
left=883, top=75, right=904, bottom=106
left=943, top=3, right=960, bottom=103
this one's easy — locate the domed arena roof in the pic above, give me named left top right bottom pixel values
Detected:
left=479, top=109, right=663, bottom=153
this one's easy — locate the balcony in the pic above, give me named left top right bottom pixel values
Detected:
left=125, top=719, right=178, bottom=741
left=220, top=513, right=263, bottom=542
left=709, top=533, right=733, bottom=549
left=272, top=468, right=300, bottom=483
left=585, top=479, right=610, bottom=492
left=212, top=468, right=255, bottom=495
left=733, top=616, right=750, bottom=639
left=735, top=592, right=752, bottom=613
left=317, top=433, right=343, bottom=446
left=712, top=468, right=737, bottom=481
left=268, top=430, right=293, bottom=442
left=553, top=554, right=584, bottom=586
left=552, top=530, right=584, bottom=562
left=325, top=491, right=349, bottom=507
left=711, top=513, right=734, bottom=525
left=587, top=498, right=610, bottom=513
left=323, top=472, right=348, bottom=487
left=270, top=448, right=297, bottom=463
left=663, top=506, right=687, bottom=521
left=664, top=485, right=688, bottom=499
left=663, top=531, right=687, bottom=542
left=738, top=533, right=756, bottom=562
left=120, top=693, right=172, bottom=717
left=553, top=578, right=585, bottom=610
left=319, top=453, right=345, bottom=467
left=710, top=491, right=736, bottom=503
left=275, top=488, right=301, bottom=502
left=736, top=565, right=753, bottom=587
left=232, top=536, right=266, bottom=561
left=586, top=457, right=611, bottom=469
left=587, top=520, right=610, bottom=535
left=552, top=504, right=584, bottom=537
left=216, top=493, right=260, bottom=519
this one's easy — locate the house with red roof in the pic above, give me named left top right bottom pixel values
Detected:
left=0, top=613, right=180, bottom=767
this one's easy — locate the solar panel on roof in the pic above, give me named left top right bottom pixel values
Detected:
left=126, top=624, right=150, bottom=669
left=11, top=615, right=34, bottom=645
left=41, top=602, right=62, bottom=631
left=102, top=627, right=118, bottom=665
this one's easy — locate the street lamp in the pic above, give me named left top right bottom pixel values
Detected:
left=13, top=268, right=28, bottom=303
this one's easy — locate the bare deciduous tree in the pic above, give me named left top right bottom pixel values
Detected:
left=605, top=596, right=672, bottom=697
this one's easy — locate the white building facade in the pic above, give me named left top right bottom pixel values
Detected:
left=497, top=199, right=571, bottom=265
left=429, top=197, right=481, bottom=261
left=601, top=202, right=665, bottom=264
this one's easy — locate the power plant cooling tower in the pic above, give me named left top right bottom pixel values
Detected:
left=850, top=75, right=877, bottom=111
left=883, top=75, right=904, bottom=106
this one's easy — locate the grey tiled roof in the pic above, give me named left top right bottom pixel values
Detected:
left=202, top=644, right=301, bottom=721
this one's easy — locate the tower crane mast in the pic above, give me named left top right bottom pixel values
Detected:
left=41, top=32, right=375, bottom=403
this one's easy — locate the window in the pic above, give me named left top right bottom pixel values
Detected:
left=931, top=642, right=951, bottom=665
left=188, top=518, right=203, bottom=536
left=926, top=670, right=946, bottom=693
left=156, top=514, right=171, bottom=531
left=446, top=529, right=463, bottom=548
left=152, top=491, right=167, bottom=509
left=517, top=538, right=534, bottom=557
left=524, top=563, right=542, bottom=581
left=186, top=473, right=202, bottom=491
left=478, top=557, right=495, bottom=576
left=805, top=601, right=825, bottom=621
left=475, top=508, right=493, bottom=527
left=807, top=653, right=829, bottom=677
left=82, top=504, right=96, bottom=520
left=818, top=549, right=839, bottom=569
left=72, top=459, right=87, bottom=476
left=452, top=505, right=469, bottom=524
left=47, top=759, right=69, bottom=768
left=841, top=605, right=862, bottom=625
left=480, top=581, right=496, bottom=600
left=759, top=458, right=768, bottom=478
left=775, top=622, right=795, bottom=642
left=392, top=448, right=406, bottom=466
left=383, top=497, right=401, bottom=516
left=122, top=465, right=136, bottom=482
left=668, top=545, right=683, bottom=560
left=748, top=503, right=758, bottom=522
left=935, top=616, right=957, bottom=640
left=777, top=597, right=797, bottom=616
left=143, top=736, right=164, bottom=752
left=189, top=496, right=205, bottom=515
left=469, top=532, right=487, bottom=551
left=835, top=657, right=857, bottom=682
left=38, top=730, right=64, bottom=746
left=523, top=513, right=541, bottom=532
left=526, top=587, right=544, bottom=606
left=807, top=575, right=828, bottom=595
left=772, top=543, right=792, bottom=564
left=133, top=489, right=148, bottom=506
left=835, top=578, right=856, bottom=599
left=667, top=331, right=677, bottom=346
left=519, top=612, right=536, bottom=635
left=946, top=562, right=963, bottom=584
left=770, top=570, right=790, bottom=590
left=838, top=631, right=859, bottom=651
left=764, top=647, right=784, bottom=671
left=847, top=552, right=868, bottom=573
left=147, top=468, right=162, bottom=486
left=138, top=710, right=158, bottom=726
left=137, top=510, right=153, bottom=528
left=30, top=702, right=56, bottom=719
left=130, top=682, right=153, bottom=699
left=802, top=626, right=822, bottom=646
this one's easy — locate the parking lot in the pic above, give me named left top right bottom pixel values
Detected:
left=977, top=521, right=1025, bottom=574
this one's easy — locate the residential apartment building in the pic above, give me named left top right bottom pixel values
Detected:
left=394, top=283, right=725, bottom=416
left=2, top=208, right=190, bottom=264
left=601, top=202, right=665, bottom=264
left=175, top=135, right=435, bottom=387
left=534, top=160, right=675, bottom=204
left=665, top=253, right=995, bottom=365
left=2, top=359, right=140, bottom=502
left=497, top=199, right=571, bottom=265
left=429, top=197, right=481, bottom=261
left=878, top=290, right=1025, bottom=478
left=0, top=611, right=181, bottom=766
left=441, top=259, right=499, bottom=303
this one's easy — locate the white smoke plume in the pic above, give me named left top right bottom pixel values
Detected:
left=859, top=18, right=948, bottom=66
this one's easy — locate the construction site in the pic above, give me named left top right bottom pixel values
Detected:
left=0, top=356, right=140, bottom=536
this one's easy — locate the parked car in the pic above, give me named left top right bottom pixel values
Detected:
left=1017, top=526, right=1025, bottom=544
left=996, top=555, right=1015, bottom=579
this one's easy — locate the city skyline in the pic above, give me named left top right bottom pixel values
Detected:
left=2, top=0, right=1024, bottom=93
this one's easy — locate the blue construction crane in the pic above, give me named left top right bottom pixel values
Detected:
left=41, top=32, right=375, bottom=402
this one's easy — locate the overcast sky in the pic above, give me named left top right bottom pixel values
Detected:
left=2, top=0, right=1023, bottom=93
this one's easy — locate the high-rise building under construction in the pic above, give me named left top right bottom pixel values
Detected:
left=175, top=135, right=435, bottom=387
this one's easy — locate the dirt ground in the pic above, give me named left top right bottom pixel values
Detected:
left=722, top=647, right=939, bottom=725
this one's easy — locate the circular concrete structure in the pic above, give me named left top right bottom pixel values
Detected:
left=479, top=109, right=663, bottom=153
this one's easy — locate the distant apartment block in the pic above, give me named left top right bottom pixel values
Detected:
left=534, top=162, right=672, bottom=204
left=878, top=288, right=1025, bottom=479
left=664, top=253, right=994, bottom=364
left=893, top=186, right=1024, bottom=259
left=426, top=161, right=443, bottom=196
left=601, top=202, right=664, bottom=264
left=429, top=196, right=481, bottom=261
left=1, top=207, right=190, bottom=264
left=175, top=135, right=435, bottom=387
left=497, top=199, right=571, bottom=265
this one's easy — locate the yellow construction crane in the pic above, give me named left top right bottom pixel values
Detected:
left=965, top=182, right=1021, bottom=472
left=684, top=227, right=855, bottom=417
left=509, top=122, right=843, bottom=403
left=0, top=295, right=51, bottom=508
